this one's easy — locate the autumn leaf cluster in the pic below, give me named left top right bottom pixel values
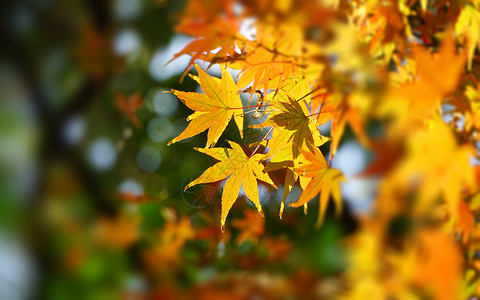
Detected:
left=166, top=0, right=480, bottom=298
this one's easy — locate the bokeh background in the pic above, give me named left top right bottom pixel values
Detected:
left=0, top=0, right=374, bottom=299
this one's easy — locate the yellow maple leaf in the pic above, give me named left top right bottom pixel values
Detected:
left=231, top=22, right=322, bottom=92
left=315, top=92, right=369, bottom=160
left=252, top=80, right=329, bottom=217
left=455, top=4, right=480, bottom=70
left=291, top=146, right=345, bottom=226
left=379, top=34, right=466, bottom=135
left=391, top=120, right=475, bottom=218
left=420, top=0, right=428, bottom=11
left=185, top=141, right=277, bottom=230
left=168, top=64, right=244, bottom=147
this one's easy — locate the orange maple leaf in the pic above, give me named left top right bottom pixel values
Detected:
left=232, top=209, right=265, bottom=245
left=292, top=146, right=345, bottom=226
left=115, top=93, right=143, bottom=128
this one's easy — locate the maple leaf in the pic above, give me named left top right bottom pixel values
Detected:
left=315, top=92, right=369, bottom=159
left=115, top=93, right=143, bottom=129
left=341, top=230, right=387, bottom=299
left=232, top=209, right=265, bottom=245
left=455, top=200, right=475, bottom=244
left=266, top=96, right=323, bottom=158
left=390, top=120, right=475, bottom=218
left=142, top=217, right=195, bottom=270
left=231, top=22, right=323, bottom=93
left=185, top=141, right=277, bottom=230
left=168, top=64, right=244, bottom=148
left=232, top=22, right=303, bottom=93
left=403, top=230, right=462, bottom=300
left=157, top=0, right=480, bottom=298
left=263, top=236, right=292, bottom=262
left=455, top=4, right=480, bottom=70
left=168, top=0, right=240, bottom=75
left=379, top=33, right=466, bottom=134
left=171, top=17, right=240, bottom=72
left=95, top=212, right=141, bottom=248
left=251, top=81, right=329, bottom=218
left=74, top=23, right=123, bottom=79
left=291, top=146, right=345, bottom=226
left=359, top=139, right=403, bottom=177
left=256, top=80, right=329, bottom=161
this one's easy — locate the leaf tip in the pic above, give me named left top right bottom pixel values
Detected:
left=220, top=224, right=226, bottom=233
left=259, top=209, right=265, bottom=218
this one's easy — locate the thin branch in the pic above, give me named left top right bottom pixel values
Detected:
left=250, top=126, right=274, bottom=157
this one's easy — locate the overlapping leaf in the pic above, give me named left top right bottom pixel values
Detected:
left=292, top=146, right=345, bottom=226
left=185, top=141, right=277, bottom=230
left=248, top=79, right=330, bottom=217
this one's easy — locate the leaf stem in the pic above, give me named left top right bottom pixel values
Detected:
left=229, top=104, right=272, bottom=110
left=306, top=108, right=336, bottom=118
left=250, top=127, right=274, bottom=157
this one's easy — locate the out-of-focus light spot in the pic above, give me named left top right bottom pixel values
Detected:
left=119, top=179, right=144, bottom=197
left=197, top=267, right=217, bottom=283
left=203, top=63, right=222, bottom=78
left=195, top=62, right=241, bottom=80
left=471, top=156, right=480, bottom=166
left=275, top=185, right=302, bottom=205
left=318, top=120, right=331, bottom=135
left=331, top=141, right=377, bottom=214
left=228, top=68, right=242, bottom=80
left=332, top=141, right=364, bottom=176
left=149, top=35, right=192, bottom=82
left=88, top=139, right=117, bottom=171
left=216, top=240, right=225, bottom=258
left=233, top=2, right=244, bottom=15
left=10, top=5, right=33, bottom=34
left=137, top=146, right=161, bottom=172
left=273, top=185, right=302, bottom=216
left=123, top=274, right=147, bottom=294
left=239, top=17, right=257, bottom=41
left=238, top=186, right=246, bottom=198
left=41, top=50, right=68, bottom=108
left=147, top=88, right=177, bottom=116
left=114, top=29, right=141, bottom=55
left=242, top=184, right=270, bottom=207
left=0, top=234, right=36, bottom=300
left=147, top=117, right=172, bottom=143
left=258, top=184, right=273, bottom=208
left=62, top=115, right=85, bottom=146
left=114, top=0, right=142, bottom=21
left=172, top=118, right=190, bottom=143
left=123, top=127, right=133, bottom=139
left=0, top=67, right=38, bottom=203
